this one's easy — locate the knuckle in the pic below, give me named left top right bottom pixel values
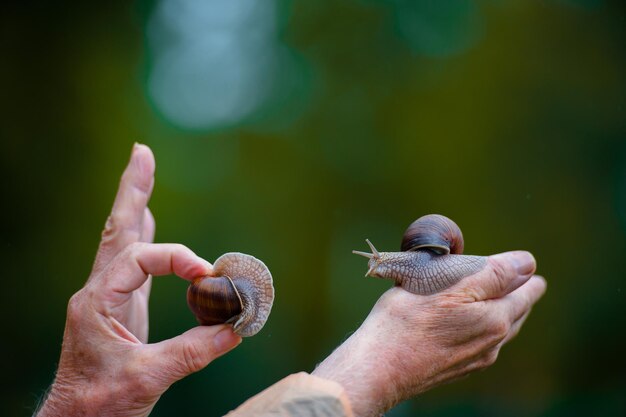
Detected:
left=487, top=319, right=510, bottom=343
left=100, top=213, right=141, bottom=247
left=472, top=349, right=500, bottom=371
left=123, top=241, right=146, bottom=258
left=475, top=349, right=498, bottom=370
left=435, top=292, right=471, bottom=309
left=483, top=349, right=500, bottom=367
left=488, top=258, right=511, bottom=292
left=172, top=243, right=189, bottom=254
left=506, top=326, right=521, bottom=342
left=101, top=215, right=117, bottom=241
left=181, top=342, right=210, bottom=373
left=66, top=292, right=84, bottom=324
left=462, top=303, right=492, bottom=330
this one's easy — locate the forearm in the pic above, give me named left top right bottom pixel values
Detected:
left=312, top=321, right=397, bottom=417
left=226, top=372, right=354, bottom=417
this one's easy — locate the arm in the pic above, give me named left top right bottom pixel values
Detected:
left=225, top=373, right=354, bottom=417
left=36, top=144, right=241, bottom=417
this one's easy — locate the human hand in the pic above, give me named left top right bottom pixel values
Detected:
left=313, top=251, right=546, bottom=417
left=36, top=144, right=242, bottom=417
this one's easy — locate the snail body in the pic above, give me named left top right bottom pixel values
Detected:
left=353, top=214, right=486, bottom=295
left=187, top=252, right=274, bottom=337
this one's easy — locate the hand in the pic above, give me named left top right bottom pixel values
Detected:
left=37, top=144, right=242, bottom=417
left=313, top=251, right=546, bottom=417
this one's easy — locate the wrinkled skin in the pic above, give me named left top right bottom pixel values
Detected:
left=314, top=251, right=546, bottom=417
left=36, top=145, right=242, bottom=417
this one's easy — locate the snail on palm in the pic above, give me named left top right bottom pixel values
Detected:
left=187, top=253, right=274, bottom=337
left=353, top=214, right=487, bottom=295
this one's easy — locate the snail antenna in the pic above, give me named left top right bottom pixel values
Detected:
left=352, top=250, right=373, bottom=258
left=352, top=239, right=381, bottom=259
left=365, top=239, right=381, bottom=258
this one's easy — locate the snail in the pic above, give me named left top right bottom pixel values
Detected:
left=353, top=214, right=487, bottom=295
left=187, top=253, right=274, bottom=337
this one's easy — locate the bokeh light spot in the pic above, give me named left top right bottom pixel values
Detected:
left=146, top=0, right=285, bottom=130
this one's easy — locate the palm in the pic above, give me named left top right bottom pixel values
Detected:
left=122, top=274, right=153, bottom=343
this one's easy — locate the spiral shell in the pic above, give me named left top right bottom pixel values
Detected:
left=401, top=214, right=464, bottom=254
left=186, top=252, right=274, bottom=337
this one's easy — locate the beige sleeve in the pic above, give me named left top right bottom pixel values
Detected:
left=224, top=372, right=354, bottom=417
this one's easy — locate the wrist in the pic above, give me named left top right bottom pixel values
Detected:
left=37, top=374, right=128, bottom=417
left=313, top=325, right=395, bottom=417
left=36, top=380, right=99, bottom=417
left=37, top=376, right=157, bottom=417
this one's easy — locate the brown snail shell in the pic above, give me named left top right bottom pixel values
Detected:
left=353, top=214, right=486, bottom=295
left=186, top=252, right=274, bottom=337
left=401, top=214, right=464, bottom=255
left=187, top=276, right=242, bottom=326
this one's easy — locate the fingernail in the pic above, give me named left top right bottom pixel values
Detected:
left=131, top=144, right=149, bottom=174
left=506, top=251, right=536, bottom=276
left=130, top=143, right=140, bottom=164
left=213, top=327, right=241, bottom=353
left=131, top=142, right=141, bottom=158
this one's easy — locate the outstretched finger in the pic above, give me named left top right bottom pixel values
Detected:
left=459, top=251, right=537, bottom=301
left=94, top=242, right=212, bottom=306
left=93, top=144, right=155, bottom=273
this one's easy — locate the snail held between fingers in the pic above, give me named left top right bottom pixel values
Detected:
left=187, top=253, right=274, bottom=337
left=353, top=214, right=487, bottom=295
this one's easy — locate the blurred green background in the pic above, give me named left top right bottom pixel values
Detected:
left=1, top=0, right=625, bottom=416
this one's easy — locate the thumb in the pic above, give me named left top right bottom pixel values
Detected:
left=146, top=325, right=242, bottom=383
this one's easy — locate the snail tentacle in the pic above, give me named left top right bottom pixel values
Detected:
left=352, top=250, right=374, bottom=259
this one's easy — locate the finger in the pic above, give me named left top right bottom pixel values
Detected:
left=140, top=207, right=156, bottom=243
left=494, top=275, right=546, bottom=324
left=502, top=310, right=530, bottom=345
left=460, top=251, right=537, bottom=300
left=95, top=242, right=212, bottom=298
left=137, top=274, right=152, bottom=298
left=136, top=208, right=156, bottom=299
left=94, top=144, right=155, bottom=272
left=144, top=325, right=241, bottom=383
